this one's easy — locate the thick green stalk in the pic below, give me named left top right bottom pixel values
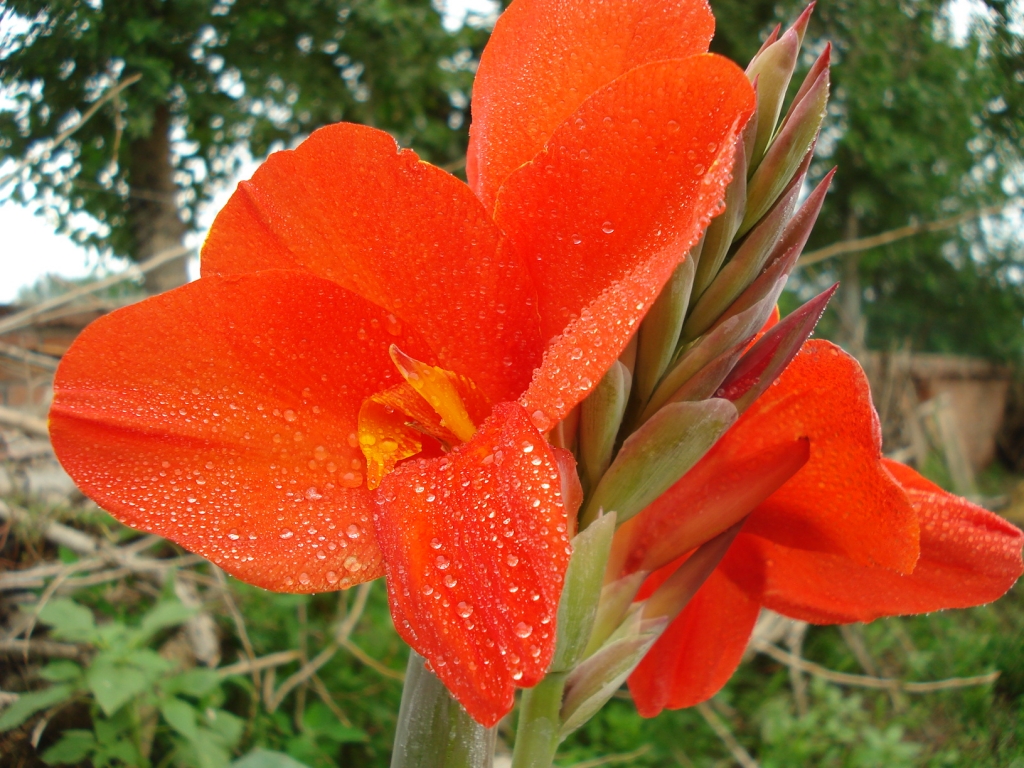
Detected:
left=510, top=673, right=568, bottom=768
left=390, top=651, right=496, bottom=768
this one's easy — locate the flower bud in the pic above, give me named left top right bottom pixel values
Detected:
left=551, top=512, right=617, bottom=673
left=581, top=399, right=737, bottom=526
left=741, top=66, right=829, bottom=235
left=634, top=252, right=698, bottom=406
left=579, top=361, right=631, bottom=491
left=718, top=284, right=838, bottom=412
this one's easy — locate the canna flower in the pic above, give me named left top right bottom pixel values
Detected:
left=49, top=0, right=755, bottom=726
left=617, top=340, right=1024, bottom=715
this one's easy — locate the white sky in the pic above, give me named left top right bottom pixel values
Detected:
left=0, top=0, right=992, bottom=304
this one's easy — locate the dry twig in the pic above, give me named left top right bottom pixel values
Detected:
left=0, top=406, right=48, bottom=438
left=0, top=73, right=142, bottom=189
left=559, top=745, right=652, bottom=768
left=0, top=243, right=193, bottom=337
left=798, top=204, right=1007, bottom=267
left=696, top=702, right=760, bottom=768
left=751, top=639, right=1000, bottom=693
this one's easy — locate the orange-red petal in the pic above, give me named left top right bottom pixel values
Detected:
left=734, top=340, right=920, bottom=573
left=201, top=123, right=542, bottom=404
left=373, top=402, right=573, bottom=726
left=723, top=471, right=1024, bottom=624
left=495, top=55, right=754, bottom=426
left=50, top=271, right=436, bottom=592
left=467, top=0, right=715, bottom=210
left=611, top=437, right=809, bottom=577
left=628, top=568, right=759, bottom=716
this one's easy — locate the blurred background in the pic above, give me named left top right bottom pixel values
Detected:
left=1, top=0, right=1023, bottom=765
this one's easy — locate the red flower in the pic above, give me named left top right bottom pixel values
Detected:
left=621, top=341, right=1024, bottom=716
left=49, top=0, right=755, bottom=725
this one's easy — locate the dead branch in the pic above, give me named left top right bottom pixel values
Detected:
left=0, top=342, right=60, bottom=372
left=696, top=702, right=761, bottom=768
left=561, top=745, right=653, bottom=768
left=217, top=650, right=303, bottom=679
left=339, top=638, right=405, bottom=682
left=0, top=406, right=48, bottom=438
left=0, top=243, right=193, bottom=337
left=0, top=638, right=84, bottom=660
left=798, top=204, right=1008, bottom=268
left=0, top=74, right=143, bottom=189
left=751, top=639, right=1000, bottom=693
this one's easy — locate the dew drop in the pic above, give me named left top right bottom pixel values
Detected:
left=515, top=622, right=533, bottom=639
left=436, top=555, right=450, bottom=570
left=326, top=571, right=339, bottom=584
left=530, top=410, right=552, bottom=431
left=601, top=221, right=614, bottom=234
left=346, top=524, right=361, bottom=539
left=457, top=602, right=473, bottom=618
left=444, top=574, right=458, bottom=588
left=430, top=537, right=442, bottom=549
left=298, top=572, right=310, bottom=585
left=280, top=529, right=294, bottom=539
left=283, top=409, right=297, bottom=422
left=340, top=471, right=363, bottom=489
left=506, top=554, right=519, bottom=566
left=228, top=529, right=240, bottom=541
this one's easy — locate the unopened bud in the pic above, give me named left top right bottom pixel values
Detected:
left=581, top=399, right=736, bottom=527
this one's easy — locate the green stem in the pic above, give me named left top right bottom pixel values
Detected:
left=390, top=651, right=496, bottom=768
left=510, top=672, right=568, bottom=768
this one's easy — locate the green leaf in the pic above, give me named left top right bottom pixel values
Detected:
left=42, top=729, right=95, bottom=765
left=301, top=703, right=367, bottom=744
left=230, top=748, right=314, bottom=768
left=135, top=601, right=195, bottom=645
left=163, top=668, right=222, bottom=698
left=0, top=684, right=74, bottom=731
left=38, top=599, right=97, bottom=644
left=203, top=707, right=245, bottom=748
left=581, top=399, right=738, bottom=526
left=38, top=660, right=83, bottom=683
left=87, top=661, right=151, bottom=716
left=160, top=697, right=199, bottom=741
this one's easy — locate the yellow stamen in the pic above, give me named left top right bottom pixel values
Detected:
left=389, top=345, right=478, bottom=443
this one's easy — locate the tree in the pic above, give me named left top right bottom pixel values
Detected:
left=0, top=0, right=486, bottom=292
left=711, top=0, right=1024, bottom=362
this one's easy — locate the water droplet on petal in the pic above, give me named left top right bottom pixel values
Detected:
left=457, top=602, right=473, bottom=618
left=515, top=622, right=533, bottom=639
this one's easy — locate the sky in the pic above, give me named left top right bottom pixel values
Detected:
left=0, top=0, right=994, bottom=304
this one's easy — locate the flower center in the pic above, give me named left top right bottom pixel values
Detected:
left=357, top=345, right=490, bottom=489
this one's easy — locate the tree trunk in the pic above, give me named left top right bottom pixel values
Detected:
left=128, top=104, right=189, bottom=294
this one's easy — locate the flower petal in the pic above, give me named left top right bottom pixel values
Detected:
left=50, top=271, right=437, bottom=592
left=496, top=55, right=755, bottom=426
left=611, top=437, right=809, bottom=577
left=468, top=0, right=715, bottom=210
left=201, top=123, right=542, bottom=404
left=736, top=340, right=920, bottom=573
left=373, top=402, right=573, bottom=726
left=723, top=475, right=1024, bottom=623
left=628, top=568, right=759, bottom=716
